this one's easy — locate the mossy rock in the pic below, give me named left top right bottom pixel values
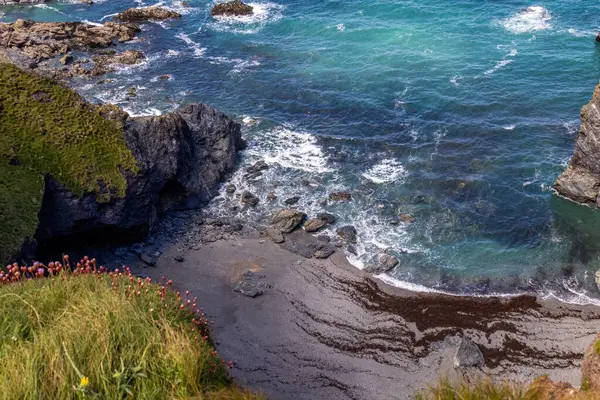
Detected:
left=0, top=63, right=138, bottom=263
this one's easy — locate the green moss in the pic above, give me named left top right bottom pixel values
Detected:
left=582, top=378, right=590, bottom=392
left=594, top=339, right=600, bottom=355
left=0, top=63, right=139, bottom=263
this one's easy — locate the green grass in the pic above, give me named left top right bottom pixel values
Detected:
left=416, top=377, right=540, bottom=400
left=0, top=260, right=262, bottom=399
left=0, top=63, right=139, bottom=263
left=594, top=340, right=600, bottom=356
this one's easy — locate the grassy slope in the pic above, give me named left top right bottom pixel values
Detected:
left=0, top=63, right=139, bottom=263
left=0, top=265, right=262, bottom=399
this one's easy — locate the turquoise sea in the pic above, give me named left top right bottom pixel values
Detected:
left=4, top=0, right=600, bottom=301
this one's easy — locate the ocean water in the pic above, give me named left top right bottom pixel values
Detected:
left=4, top=0, right=600, bottom=302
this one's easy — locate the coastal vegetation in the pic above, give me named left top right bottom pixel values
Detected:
left=0, top=63, right=138, bottom=263
left=0, top=256, right=262, bottom=399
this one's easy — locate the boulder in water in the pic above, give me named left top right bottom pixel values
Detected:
left=329, top=191, right=352, bottom=201
left=114, top=7, right=182, bottom=22
left=336, top=225, right=357, bottom=244
left=241, top=191, right=259, bottom=207
left=212, top=0, right=254, bottom=17
left=272, top=209, right=306, bottom=233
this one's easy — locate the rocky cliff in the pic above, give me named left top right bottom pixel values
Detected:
left=36, top=103, right=245, bottom=248
left=555, top=85, right=600, bottom=205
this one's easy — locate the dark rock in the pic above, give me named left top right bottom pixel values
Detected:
left=318, top=198, right=328, bottom=206
left=241, top=191, right=259, bottom=207
left=347, top=245, right=357, bottom=256
left=234, top=271, right=270, bottom=298
left=266, top=227, right=284, bottom=244
left=336, top=225, right=357, bottom=243
left=284, top=196, right=300, bottom=205
left=140, top=252, right=156, bottom=266
left=280, top=230, right=335, bottom=259
left=300, top=177, right=311, bottom=186
left=596, top=33, right=600, bottom=43
left=555, top=85, right=600, bottom=206
left=159, top=75, right=170, bottom=80
left=280, top=239, right=316, bottom=259
left=453, top=338, right=484, bottom=368
left=225, top=184, right=236, bottom=194
left=114, top=6, right=182, bottom=22
left=317, top=213, right=336, bottom=224
left=316, top=235, right=330, bottom=243
left=246, top=160, right=269, bottom=174
left=212, top=0, right=254, bottom=16
left=304, top=218, right=326, bottom=233
left=272, top=209, right=306, bottom=233
left=36, top=103, right=246, bottom=247
left=314, top=245, right=335, bottom=259
left=174, top=255, right=184, bottom=262
left=329, top=191, right=352, bottom=201
left=365, top=254, right=399, bottom=274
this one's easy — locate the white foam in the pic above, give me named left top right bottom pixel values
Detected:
left=175, top=32, right=206, bottom=57
left=122, top=107, right=163, bottom=117
left=209, top=2, right=284, bottom=34
left=248, top=126, right=332, bottom=173
left=501, top=6, right=552, bottom=34
left=336, top=23, right=345, bottom=32
left=242, top=115, right=260, bottom=126
left=34, top=4, right=67, bottom=15
left=362, top=159, right=407, bottom=184
left=228, top=59, right=261, bottom=76
left=450, top=75, right=461, bottom=86
left=166, top=49, right=181, bottom=57
left=503, top=124, right=516, bottom=130
left=484, top=59, right=513, bottom=76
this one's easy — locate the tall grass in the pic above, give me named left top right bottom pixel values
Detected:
left=0, top=257, right=262, bottom=400
left=416, top=377, right=540, bottom=400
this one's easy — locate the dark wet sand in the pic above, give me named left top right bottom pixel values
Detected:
left=141, top=231, right=600, bottom=400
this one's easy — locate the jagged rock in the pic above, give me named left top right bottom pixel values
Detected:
left=36, top=103, right=246, bottom=246
left=272, top=209, right=306, bottom=233
left=329, top=191, right=352, bottom=201
left=212, top=0, right=253, bottom=16
left=303, top=213, right=335, bottom=233
left=284, top=196, right=300, bottom=205
left=93, top=50, right=145, bottom=66
left=453, top=338, right=484, bottom=368
left=246, top=160, right=269, bottom=174
left=114, top=7, right=182, bottom=22
left=266, top=227, right=284, bottom=244
left=379, top=254, right=399, bottom=272
left=336, top=225, right=357, bottom=243
left=555, top=85, right=600, bottom=206
left=234, top=271, right=271, bottom=298
left=280, top=230, right=335, bottom=259
left=241, top=191, right=259, bottom=207
left=0, top=20, right=140, bottom=62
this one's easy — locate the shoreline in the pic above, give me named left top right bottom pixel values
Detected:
left=116, top=220, right=600, bottom=399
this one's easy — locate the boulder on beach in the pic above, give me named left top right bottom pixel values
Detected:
left=212, top=0, right=254, bottom=17
left=272, top=209, right=306, bottom=233
left=114, top=7, right=182, bottom=22
left=453, top=338, right=484, bottom=369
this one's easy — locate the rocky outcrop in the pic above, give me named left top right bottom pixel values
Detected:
left=35, top=103, right=246, bottom=247
left=114, top=7, right=182, bottom=22
left=272, top=209, right=306, bottom=233
left=555, top=85, right=600, bottom=205
left=212, top=0, right=253, bottom=16
left=453, top=337, right=485, bottom=368
left=0, top=0, right=91, bottom=3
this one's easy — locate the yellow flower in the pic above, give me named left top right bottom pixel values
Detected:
left=80, top=376, right=89, bottom=388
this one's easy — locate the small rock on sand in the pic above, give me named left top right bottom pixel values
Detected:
left=453, top=338, right=484, bottom=369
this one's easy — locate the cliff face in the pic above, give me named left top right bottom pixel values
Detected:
left=554, top=85, right=600, bottom=205
left=35, top=104, right=245, bottom=246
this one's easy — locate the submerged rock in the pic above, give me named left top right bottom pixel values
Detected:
left=329, top=191, right=352, bottom=201
left=212, top=0, right=254, bottom=17
left=246, top=160, right=269, bottom=174
left=555, top=85, right=600, bottom=206
left=114, top=7, right=182, bottom=22
left=284, top=196, right=300, bottom=205
left=241, top=191, right=259, bottom=207
left=453, top=338, right=484, bottom=369
left=272, top=209, right=306, bottom=233
left=336, top=225, right=357, bottom=244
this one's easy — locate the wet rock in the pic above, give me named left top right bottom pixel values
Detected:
left=280, top=230, right=334, bottom=259
left=246, top=160, right=269, bottom=174
left=234, top=271, right=271, bottom=298
left=241, top=191, right=259, bottom=207
left=225, top=184, right=236, bottom=194
left=59, top=53, right=73, bottom=65
left=398, top=213, right=416, bottom=224
left=272, top=209, right=306, bottom=233
left=329, top=191, right=352, bottom=201
left=304, top=218, right=326, bottom=233
left=317, top=235, right=330, bottom=243
left=267, top=191, right=277, bottom=202
left=453, top=338, right=484, bottom=369
left=114, top=6, right=182, bottom=22
left=318, top=198, right=328, bottom=206
left=212, top=0, right=254, bottom=17
left=555, top=84, right=600, bottom=206
left=174, top=255, right=184, bottom=262
left=266, top=227, right=284, bottom=244
left=284, top=196, right=300, bottom=205
left=346, top=245, right=357, bottom=256
left=336, top=225, right=357, bottom=244
left=93, top=50, right=145, bottom=67
left=317, top=213, right=336, bottom=224
left=159, top=74, right=170, bottom=80
left=127, top=87, right=137, bottom=97
left=314, top=245, right=335, bottom=259
left=365, top=254, right=399, bottom=274
left=596, top=32, right=600, bottom=43
left=300, top=177, right=311, bottom=186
